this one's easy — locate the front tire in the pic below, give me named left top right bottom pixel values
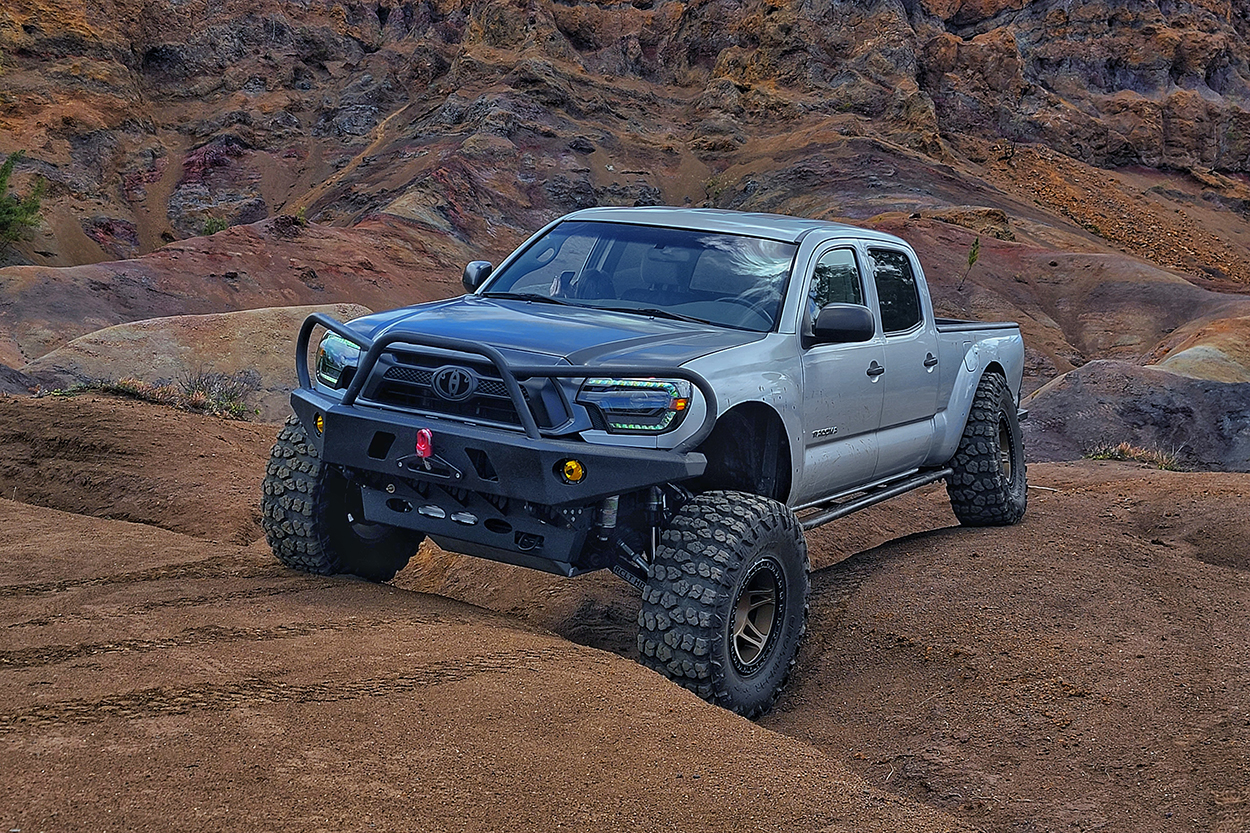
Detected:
left=261, top=415, right=421, bottom=582
left=946, top=372, right=1027, bottom=526
left=637, top=491, right=809, bottom=718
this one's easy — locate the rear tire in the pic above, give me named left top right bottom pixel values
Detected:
left=261, top=415, right=420, bottom=582
left=637, top=491, right=809, bottom=718
left=946, top=373, right=1027, bottom=526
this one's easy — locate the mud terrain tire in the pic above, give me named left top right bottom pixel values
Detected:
left=947, top=372, right=1027, bottom=526
left=638, top=491, right=809, bottom=718
left=261, top=415, right=420, bottom=582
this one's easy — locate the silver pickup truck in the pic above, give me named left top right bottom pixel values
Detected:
left=262, top=207, right=1027, bottom=717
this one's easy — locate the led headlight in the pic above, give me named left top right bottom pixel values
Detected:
left=576, top=378, right=693, bottom=434
left=315, top=333, right=361, bottom=389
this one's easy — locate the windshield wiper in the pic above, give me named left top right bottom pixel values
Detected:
left=482, top=292, right=578, bottom=307
left=601, top=306, right=715, bottom=326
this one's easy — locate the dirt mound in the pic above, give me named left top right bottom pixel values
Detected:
left=21, top=302, right=371, bottom=422
left=766, top=461, right=1250, bottom=832
left=0, top=505, right=969, bottom=833
left=1150, top=311, right=1250, bottom=383
left=1022, top=359, right=1250, bottom=471
left=0, top=364, right=34, bottom=395
left=0, top=393, right=273, bottom=544
left=405, top=462, right=1250, bottom=833
left=0, top=216, right=467, bottom=368
left=2, top=396, right=1250, bottom=832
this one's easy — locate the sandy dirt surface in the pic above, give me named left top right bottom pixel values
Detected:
left=2, top=394, right=1249, bottom=832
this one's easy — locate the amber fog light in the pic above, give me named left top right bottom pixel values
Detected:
left=313, top=412, right=324, bottom=435
left=558, top=459, right=586, bottom=484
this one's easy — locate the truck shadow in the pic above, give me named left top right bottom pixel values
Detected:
left=807, top=524, right=966, bottom=625
left=556, top=520, right=975, bottom=668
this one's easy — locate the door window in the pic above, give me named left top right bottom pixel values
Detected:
left=805, top=248, right=864, bottom=332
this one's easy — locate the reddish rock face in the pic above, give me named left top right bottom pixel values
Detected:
left=3, top=0, right=1250, bottom=464
left=3, top=0, right=1250, bottom=268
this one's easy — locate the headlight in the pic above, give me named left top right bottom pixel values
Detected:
left=315, top=333, right=361, bottom=389
left=576, top=378, right=693, bottom=434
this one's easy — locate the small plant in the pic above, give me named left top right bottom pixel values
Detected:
left=178, top=369, right=261, bottom=419
left=202, top=216, right=229, bottom=235
left=1086, top=441, right=1181, bottom=471
left=0, top=150, right=47, bottom=256
left=294, top=206, right=307, bottom=226
left=957, top=236, right=980, bottom=292
left=704, top=173, right=729, bottom=203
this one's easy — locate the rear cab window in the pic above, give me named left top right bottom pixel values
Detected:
left=867, top=248, right=922, bottom=334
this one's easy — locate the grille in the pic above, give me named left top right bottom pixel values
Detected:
left=370, top=354, right=554, bottom=428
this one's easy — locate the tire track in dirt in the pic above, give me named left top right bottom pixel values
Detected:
left=784, top=529, right=956, bottom=676
left=2, top=583, right=317, bottom=631
left=811, top=549, right=880, bottom=614
left=807, top=525, right=966, bottom=618
left=0, top=646, right=585, bottom=732
left=0, top=622, right=325, bottom=669
left=0, top=608, right=487, bottom=669
left=123, top=580, right=327, bottom=611
left=0, top=554, right=276, bottom=598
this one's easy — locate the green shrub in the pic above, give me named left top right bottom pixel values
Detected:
left=0, top=150, right=46, bottom=256
left=203, top=216, right=229, bottom=235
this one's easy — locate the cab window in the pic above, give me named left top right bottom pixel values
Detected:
left=868, top=248, right=922, bottom=333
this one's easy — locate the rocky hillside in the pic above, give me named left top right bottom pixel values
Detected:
left=7, top=0, right=1250, bottom=264
left=4, top=0, right=1250, bottom=464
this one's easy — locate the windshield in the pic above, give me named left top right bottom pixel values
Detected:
left=481, top=220, right=798, bottom=332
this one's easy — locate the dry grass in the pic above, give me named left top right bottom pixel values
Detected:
left=1085, top=441, right=1182, bottom=471
left=39, top=370, right=261, bottom=420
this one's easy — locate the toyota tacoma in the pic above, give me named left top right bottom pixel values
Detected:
left=261, top=207, right=1027, bottom=717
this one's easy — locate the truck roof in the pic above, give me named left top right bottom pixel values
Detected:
left=561, top=206, right=910, bottom=246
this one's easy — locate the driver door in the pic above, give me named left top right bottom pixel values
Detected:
left=795, top=246, right=885, bottom=504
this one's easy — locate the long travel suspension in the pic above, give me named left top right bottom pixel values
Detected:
left=604, top=485, right=691, bottom=590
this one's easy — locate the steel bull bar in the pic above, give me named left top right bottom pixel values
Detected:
left=290, top=313, right=720, bottom=575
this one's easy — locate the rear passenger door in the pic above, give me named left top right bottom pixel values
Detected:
left=795, top=246, right=885, bottom=503
left=867, top=246, right=941, bottom=477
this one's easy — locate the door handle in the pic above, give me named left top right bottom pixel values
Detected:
left=924, top=353, right=939, bottom=368
left=866, top=361, right=885, bottom=378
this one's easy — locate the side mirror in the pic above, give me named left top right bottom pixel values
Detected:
left=812, top=303, right=876, bottom=344
left=462, top=261, right=493, bottom=292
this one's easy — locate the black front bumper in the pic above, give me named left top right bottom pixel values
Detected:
left=291, top=388, right=706, bottom=575
left=291, top=314, right=717, bottom=576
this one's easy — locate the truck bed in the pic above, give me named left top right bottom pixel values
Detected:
left=935, top=317, right=1020, bottom=332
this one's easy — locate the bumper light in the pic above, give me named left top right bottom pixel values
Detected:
left=576, top=378, right=693, bottom=434
left=558, top=458, right=587, bottom=484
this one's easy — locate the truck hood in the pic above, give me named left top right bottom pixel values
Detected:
left=341, top=295, right=764, bottom=366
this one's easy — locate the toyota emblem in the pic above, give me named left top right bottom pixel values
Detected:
left=431, top=366, right=477, bottom=401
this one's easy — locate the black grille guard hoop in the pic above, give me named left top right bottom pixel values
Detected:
left=296, top=312, right=720, bottom=453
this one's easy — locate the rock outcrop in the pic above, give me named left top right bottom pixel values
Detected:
left=1024, top=359, right=1250, bottom=471
left=20, top=302, right=372, bottom=421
